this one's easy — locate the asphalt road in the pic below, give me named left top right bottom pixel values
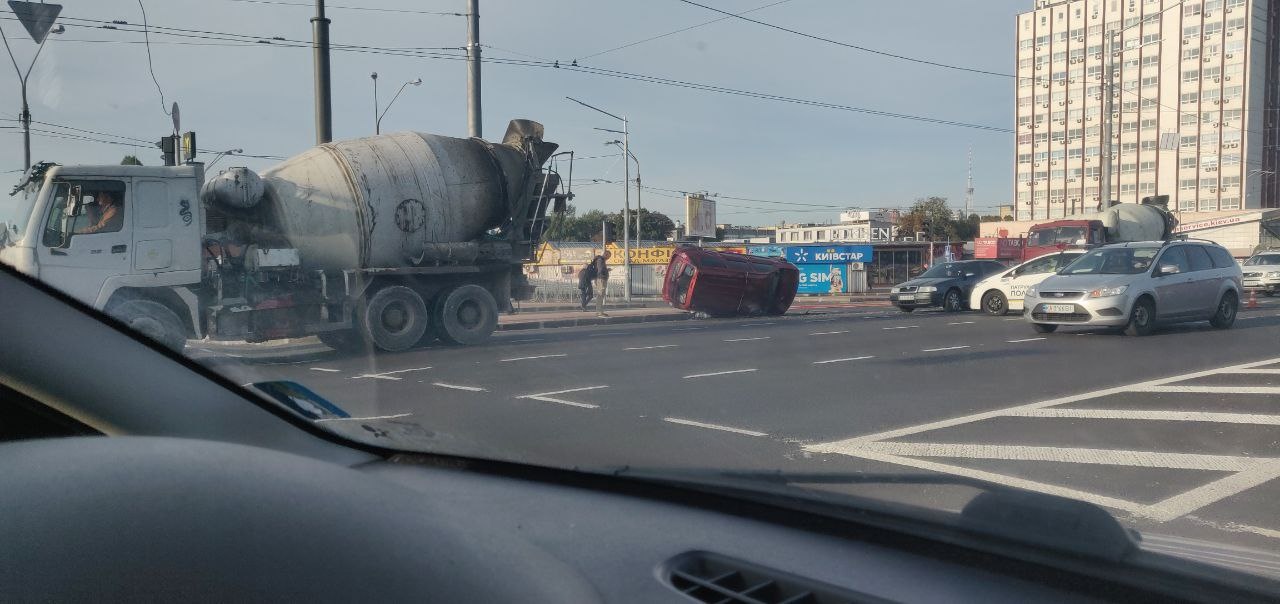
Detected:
left=201, top=298, right=1280, bottom=570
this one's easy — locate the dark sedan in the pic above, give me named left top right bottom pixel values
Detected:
left=889, top=260, right=1007, bottom=312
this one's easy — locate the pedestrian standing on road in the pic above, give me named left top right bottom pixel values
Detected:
left=594, top=251, right=612, bottom=317
left=578, top=259, right=598, bottom=311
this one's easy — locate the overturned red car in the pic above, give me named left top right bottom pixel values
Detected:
left=662, top=246, right=800, bottom=316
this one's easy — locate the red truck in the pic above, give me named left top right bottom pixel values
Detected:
left=663, top=246, right=799, bottom=317
left=1020, top=197, right=1178, bottom=261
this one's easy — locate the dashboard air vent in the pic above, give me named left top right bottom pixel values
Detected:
left=663, top=552, right=885, bottom=604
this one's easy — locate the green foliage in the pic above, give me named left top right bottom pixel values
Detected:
left=895, top=197, right=983, bottom=241
left=120, top=155, right=143, bottom=166
left=543, top=204, right=675, bottom=242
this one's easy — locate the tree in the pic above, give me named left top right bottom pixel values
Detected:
left=607, top=208, right=675, bottom=242
left=542, top=205, right=609, bottom=242
left=120, top=155, right=142, bottom=166
left=898, top=196, right=962, bottom=240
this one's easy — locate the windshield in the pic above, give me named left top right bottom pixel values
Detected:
left=5, top=0, right=1280, bottom=585
left=0, top=182, right=39, bottom=243
left=1029, top=226, right=1086, bottom=247
left=1060, top=248, right=1159, bottom=275
left=917, top=263, right=967, bottom=279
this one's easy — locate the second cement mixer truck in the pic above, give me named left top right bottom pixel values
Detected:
left=0, top=119, right=568, bottom=352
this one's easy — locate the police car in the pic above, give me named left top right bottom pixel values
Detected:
left=969, top=250, right=1087, bottom=316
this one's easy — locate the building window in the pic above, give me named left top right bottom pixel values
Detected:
left=1223, top=153, right=1241, bottom=165
left=1184, top=25, right=1200, bottom=38
left=1220, top=197, right=1240, bottom=210
left=1140, top=161, right=1156, bottom=172
left=1180, top=178, right=1197, bottom=190
left=1140, top=118, right=1158, bottom=130
left=1140, top=140, right=1156, bottom=151
left=1181, top=92, right=1199, bottom=105
left=1181, top=157, right=1199, bottom=169
left=1085, top=166, right=1101, bottom=177
left=1018, top=133, right=1032, bottom=144
left=1121, top=183, right=1137, bottom=194
left=1203, top=22, right=1222, bottom=37
left=1200, top=199, right=1217, bottom=211
left=1222, top=175, right=1241, bottom=187
left=1184, top=2, right=1202, bottom=16
left=1227, top=17, right=1246, bottom=30
left=1121, top=163, right=1137, bottom=174
left=1122, top=121, right=1139, bottom=132
left=1183, top=47, right=1201, bottom=61
left=1201, top=177, right=1217, bottom=188
left=1182, top=69, right=1200, bottom=83
left=1069, top=148, right=1083, bottom=159
left=1140, top=182, right=1156, bottom=194
left=1020, top=39, right=1034, bottom=50
left=1122, top=142, right=1139, bottom=153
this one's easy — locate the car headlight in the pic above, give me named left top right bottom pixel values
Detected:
left=1025, top=286, right=1038, bottom=298
left=916, top=286, right=937, bottom=293
left=1266, top=272, right=1280, bottom=279
left=1088, top=285, right=1128, bottom=298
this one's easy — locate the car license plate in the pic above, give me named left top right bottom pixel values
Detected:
left=1043, top=304, right=1074, bottom=313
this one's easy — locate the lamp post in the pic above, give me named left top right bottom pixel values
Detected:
left=375, top=77, right=422, bottom=134
left=604, top=138, right=640, bottom=244
left=0, top=3, right=62, bottom=172
left=567, top=96, right=631, bottom=301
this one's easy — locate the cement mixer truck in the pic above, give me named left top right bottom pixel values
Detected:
left=0, top=119, right=568, bottom=352
left=1021, top=195, right=1178, bottom=261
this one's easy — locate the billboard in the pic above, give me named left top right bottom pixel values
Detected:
left=746, top=245, right=786, bottom=258
left=797, top=264, right=848, bottom=294
left=974, top=237, right=1025, bottom=259
left=785, top=245, right=873, bottom=265
left=685, top=194, right=717, bottom=238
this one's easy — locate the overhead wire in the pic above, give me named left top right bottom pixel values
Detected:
left=134, top=0, right=171, bottom=117
left=575, top=0, right=795, bottom=62
left=220, top=0, right=467, bottom=17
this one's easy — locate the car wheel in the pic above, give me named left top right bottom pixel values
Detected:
left=981, top=291, right=1008, bottom=316
left=1209, top=291, right=1238, bottom=329
left=1125, top=297, right=1156, bottom=336
left=1031, top=323, right=1058, bottom=334
left=943, top=289, right=963, bottom=313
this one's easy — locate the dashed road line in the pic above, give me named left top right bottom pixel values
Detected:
left=663, top=417, right=767, bottom=437
left=1007, top=408, right=1280, bottom=425
left=314, top=413, right=413, bottom=423
left=883, top=325, right=918, bottom=330
left=515, top=385, right=608, bottom=409
left=921, top=345, right=970, bottom=352
left=625, top=344, right=680, bottom=350
left=813, top=355, right=875, bottom=365
left=507, top=338, right=546, bottom=343
left=724, top=336, right=770, bottom=343
left=739, top=322, right=776, bottom=327
left=351, top=366, right=433, bottom=380
left=684, top=368, right=758, bottom=379
left=1132, top=385, right=1280, bottom=395
left=1006, top=337, right=1046, bottom=343
left=947, top=321, right=975, bottom=325
left=1226, top=368, right=1280, bottom=375
left=1003, top=317, right=1024, bottom=321
left=672, top=327, right=706, bottom=332
left=432, top=383, right=487, bottom=392
left=588, top=332, right=627, bottom=337
left=809, top=330, right=850, bottom=336
left=309, top=367, right=341, bottom=372
left=500, top=354, right=568, bottom=362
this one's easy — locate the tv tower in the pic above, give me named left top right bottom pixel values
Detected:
left=964, top=146, right=974, bottom=218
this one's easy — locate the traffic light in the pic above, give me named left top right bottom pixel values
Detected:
left=181, top=131, right=197, bottom=163
left=157, top=135, right=177, bottom=166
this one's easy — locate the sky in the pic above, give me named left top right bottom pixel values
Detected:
left=0, top=0, right=1028, bottom=226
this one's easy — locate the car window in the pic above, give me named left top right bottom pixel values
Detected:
left=1061, top=248, right=1159, bottom=275
left=1016, top=255, right=1057, bottom=276
left=1157, top=246, right=1191, bottom=274
left=1209, top=246, right=1239, bottom=269
left=1243, top=253, right=1280, bottom=266
left=1186, top=246, right=1214, bottom=272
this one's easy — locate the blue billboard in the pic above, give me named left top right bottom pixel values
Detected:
left=797, top=264, right=849, bottom=294
left=745, top=244, right=785, bottom=258
left=786, top=245, right=873, bottom=265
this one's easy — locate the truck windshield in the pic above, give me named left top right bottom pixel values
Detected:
left=1060, top=248, right=1159, bottom=275
left=1029, top=226, right=1086, bottom=247
left=0, top=184, right=39, bottom=244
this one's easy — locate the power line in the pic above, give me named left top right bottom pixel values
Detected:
left=220, top=0, right=466, bottom=16
left=575, top=0, right=795, bottom=62
left=135, top=0, right=171, bottom=118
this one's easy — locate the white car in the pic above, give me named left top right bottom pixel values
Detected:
left=1241, top=251, right=1280, bottom=296
left=969, top=250, right=1087, bottom=315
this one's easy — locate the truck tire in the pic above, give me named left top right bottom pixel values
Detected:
left=318, top=329, right=370, bottom=353
left=360, top=286, right=429, bottom=352
left=435, top=284, right=499, bottom=345
left=981, top=290, right=1008, bottom=316
left=1209, top=291, right=1238, bottom=329
left=1125, top=297, right=1156, bottom=336
left=107, top=299, right=187, bottom=352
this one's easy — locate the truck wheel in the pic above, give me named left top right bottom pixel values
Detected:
left=981, top=291, right=1008, bottom=316
left=108, top=299, right=187, bottom=352
left=435, top=284, right=498, bottom=345
left=360, top=286, right=429, bottom=352
left=318, top=329, right=369, bottom=353
left=1125, top=297, right=1156, bottom=336
left=1209, top=291, right=1238, bottom=329
left=943, top=289, right=964, bottom=312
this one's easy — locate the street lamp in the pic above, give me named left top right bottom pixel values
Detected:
left=604, top=137, right=640, bottom=246
left=0, top=2, right=62, bottom=172
left=567, top=96, right=632, bottom=301
left=372, top=75, right=422, bottom=135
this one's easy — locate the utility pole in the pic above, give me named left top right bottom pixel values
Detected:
left=1, top=1, right=61, bottom=172
left=569, top=96, right=632, bottom=301
left=466, top=0, right=481, bottom=138
left=1099, top=29, right=1117, bottom=210
left=370, top=72, right=378, bottom=134
left=312, top=0, right=332, bottom=144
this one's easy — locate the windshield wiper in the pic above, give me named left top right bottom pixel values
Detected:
left=610, top=467, right=1138, bottom=561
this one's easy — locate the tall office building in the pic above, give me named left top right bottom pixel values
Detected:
left=1014, top=0, right=1280, bottom=221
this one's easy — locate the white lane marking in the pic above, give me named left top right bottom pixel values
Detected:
left=684, top=368, right=758, bottom=379
left=663, top=417, right=767, bottom=437
left=809, top=330, right=850, bottom=336
left=351, top=366, right=433, bottom=380
left=1004, top=317, right=1024, bottom=321
left=921, top=345, right=970, bottom=352
left=499, top=354, right=568, bottom=362
left=314, top=413, right=413, bottom=423
left=739, top=322, right=776, bottom=327
left=813, top=355, right=875, bottom=365
left=507, top=338, right=546, bottom=343
left=882, top=325, right=918, bottom=330
left=1132, top=385, right=1280, bottom=395
left=947, top=321, right=975, bottom=325
left=1184, top=516, right=1280, bottom=542
left=672, top=327, right=705, bottom=332
left=855, top=442, right=1254, bottom=472
left=309, top=367, right=341, bottom=372
left=625, top=344, right=680, bottom=350
left=1009, top=408, right=1280, bottom=425
left=1006, top=337, right=1046, bottom=343
left=808, top=318, right=837, bottom=323
left=515, top=385, right=608, bottom=409
left=1153, top=463, right=1280, bottom=522
left=588, top=332, right=627, bottom=337
left=1225, top=368, right=1280, bottom=375
left=432, top=383, right=487, bottom=392
left=724, top=336, right=770, bottom=342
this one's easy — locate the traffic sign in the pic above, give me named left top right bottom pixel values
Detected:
left=7, top=1, right=61, bottom=44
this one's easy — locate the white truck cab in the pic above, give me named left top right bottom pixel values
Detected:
left=2, top=163, right=206, bottom=343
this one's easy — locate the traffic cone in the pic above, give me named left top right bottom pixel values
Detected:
left=1247, top=289, right=1260, bottom=310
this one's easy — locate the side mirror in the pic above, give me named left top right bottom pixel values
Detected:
left=1157, top=263, right=1180, bottom=276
